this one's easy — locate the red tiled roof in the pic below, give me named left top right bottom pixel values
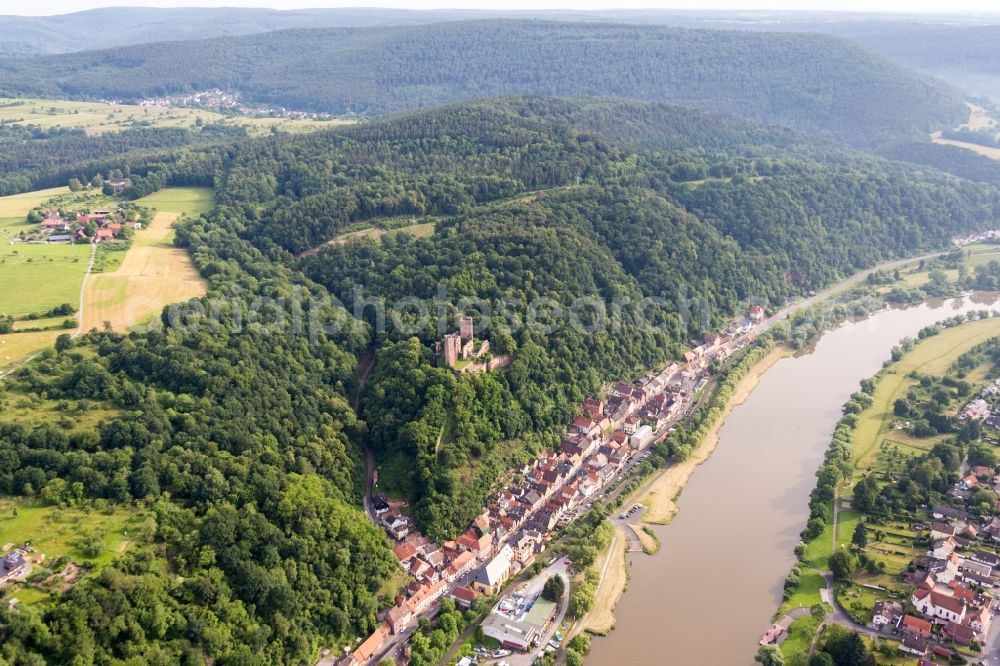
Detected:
left=903, top=615, right=932, bottom=633
left=352, top=622, right=390, bottom=664
left=931, top=592, right=966, bottom=614
left=450, top=586, right=479, bottom=604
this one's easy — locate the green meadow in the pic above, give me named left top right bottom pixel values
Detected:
left=0, top=243, right=91, bottom=317
left=135, top=186, right=215, bottom=219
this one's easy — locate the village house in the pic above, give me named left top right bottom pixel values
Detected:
left=449, top=585, right=480, bottom=609
left=959, top=556, right=993, bottom=578
left=971, top=465, right=995, bottom=480
left=900, top=635, right=929, bottom=657
left=443, top=550, right=477, bottom=583
left=959, top=474, right=979, bottom=491
left=405, top=579, right=446, bottom=616
left=930, top=537, right=957, bottom=559
left=943, top=621, right=975, bottom=646
left=346, top=622, right=390, bottom=666
left=970, top=550, right=999, bottom=568
left=872, top=601, right=903, bottom=628
left=959, top=398, right=990, bottom=421
left=392, top=542, right=417, bottom=567
left=409, top=558, right=438, bottom=584
left=630, top=424, right=653, bottom=449
left=511, top=530, right=543, bottom=565
left=386, top=600, right=413, bottom=634
left=901, top=615, right=933, bottom=638
left=933, top=505, right=972, bottom=522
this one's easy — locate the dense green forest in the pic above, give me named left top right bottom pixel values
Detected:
left=0, top=186, right=393, bottom=663
left=0, top=20, right=967, bottom=146
left=2, top=96, right=1000, bottom=663
left=237, top=98, right=1000, bottom=538
left=0, top=124, right=244, bottom=196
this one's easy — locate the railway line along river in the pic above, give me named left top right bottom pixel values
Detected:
left=586, top=293, right=1000, bottom=666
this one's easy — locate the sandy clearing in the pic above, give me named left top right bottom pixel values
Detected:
left=298, top=227, right=387, bottom=258
left=932, top=131, right=1000, bottom=161
left=81, top=212, right=206, bottom=332
left=959, top=102, right=998, bottom=131
left=638, top=346, right=790, bottom=524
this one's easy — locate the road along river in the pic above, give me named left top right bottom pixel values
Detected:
left=586, top=293, right=1000, bottom=666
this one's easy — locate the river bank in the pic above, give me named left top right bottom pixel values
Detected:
left=637, top=344, right=791, bottom=524
left=581, top=524, right=629, bottom=635
left=585, top=293, right=1000, bottom=666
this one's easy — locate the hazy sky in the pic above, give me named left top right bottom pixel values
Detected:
left=8, top=0, right=1000, bottom=16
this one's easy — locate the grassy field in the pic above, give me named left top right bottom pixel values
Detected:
left=0, top=242, right=91, bottom=317
left=387, top=221, right=436, bottom=238
left=899, top=245, right=1000, bottom=288
left=305, top=219, right=440, bottom=257
left=0, top=497, right=149, bottom=568
left=135, top=187, right=215, bottom=219
left=850, top=317, right=1000, bottom=473
left=0, top=186, right=71, bottom=218
left=0, top=330, right=63, bottom=372
left=0, top=97, right=353, bottom=137
left=0, top=385, right=118, bottom=431
left=929, top=102, right=1000, bottom=161
left=781, top=570, right=826, bottom=612
left=780, top=615, right=820, bottom=662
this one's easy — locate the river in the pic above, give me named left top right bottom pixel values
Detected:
left=586, top=294, right=1000, bottom=666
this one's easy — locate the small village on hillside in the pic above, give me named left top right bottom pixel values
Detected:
left=339, top=306, right=763, bottom=665
left=855, top=377, right=1000, bottom=661
left=758, top=369, right=1000, bottom=664
left=136, top=88, right=337, bottom=121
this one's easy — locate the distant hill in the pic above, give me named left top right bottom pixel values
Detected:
left=0, top=7, right=454, bottom=56
left=0, top=20, right=966, bottom=146
left=4, top=8, right=998, bottom=102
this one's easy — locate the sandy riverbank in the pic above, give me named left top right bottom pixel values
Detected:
left=638, top=345, right=790, bottom=524
left=583, top=525, right=629, bottom=635
left=627, top=523, right=658, bottom=554
left=580, top=345, right=790, bottom=638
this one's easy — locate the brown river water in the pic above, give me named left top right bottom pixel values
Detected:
left=586, top=294, right=1000, bottom=666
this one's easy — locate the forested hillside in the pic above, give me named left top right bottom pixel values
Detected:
left=0, top=190, right=395, bottom=662
left=2, top=97, right=999, bottom=663
left=0, top=123, right=243, bottom=195
left=0, top=20, right=967, bottom=146
left=229, top=98, right=1000, bottom=538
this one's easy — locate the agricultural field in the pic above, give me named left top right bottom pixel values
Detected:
left=81, top=187, right=212, bottom=331
left=0, top=97, right=352, bottom=136
left=850, top=316, right=1000, bottom=473
left=0, top=242, right=90, bottom=317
